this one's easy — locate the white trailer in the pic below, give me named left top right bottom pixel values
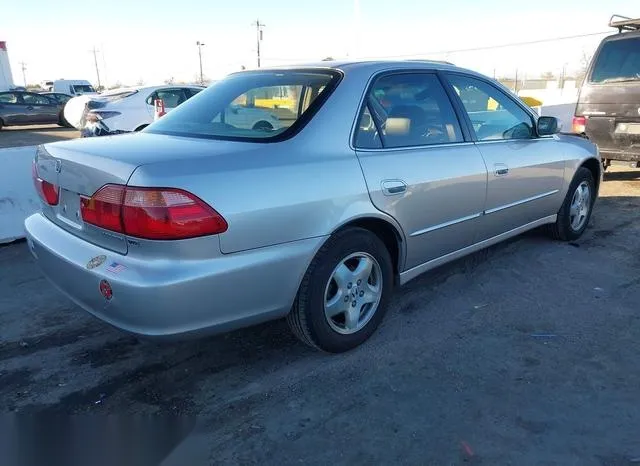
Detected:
left=0, top=41, right=15, bottom=91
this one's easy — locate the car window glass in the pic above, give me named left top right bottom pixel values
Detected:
left=0, top=93, right=18, bottom=104
left=355, top=105, right=382, bottom=149
left=447, top=74, right=534, bottom=141
left=147, top=71, right=337, bottom=141
left=156, top=89, right=187, bottom=108
left=72, top=85, right=96, bottom=93
left=56, top=94, right=71, bottom=104
left=23, top=94, right=52, bottom=105
left=188, top=88, right=203, bottom=97
left=360, top=73, right=463, bottom=148
left=590, top=37, right=640, bottom=83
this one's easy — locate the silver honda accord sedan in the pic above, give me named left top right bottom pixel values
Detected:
left=25, top=60, right=601, bottom=352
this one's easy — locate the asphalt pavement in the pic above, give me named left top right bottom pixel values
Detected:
left=0, top=125, right=79, bottom=148
left=1, top=167, right=640, bottom=465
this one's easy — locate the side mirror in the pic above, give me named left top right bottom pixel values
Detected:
left=537, top=116, right=560, bottom=136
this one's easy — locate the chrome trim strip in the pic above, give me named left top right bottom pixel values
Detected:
left=484, top=190, right=559, bottom=215
left=474, top=137, right=555, bottom=145
left=410, top=212, right=482, bottom=237
left=357, top=141, right=475, bottom=153
left=399, top=215, right=557, bottom=285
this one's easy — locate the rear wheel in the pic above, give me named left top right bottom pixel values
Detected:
left=287, top=228, right=393, bottom=352
left=58, top=112, right=72, bottom=128
left=548, top=167, right=595, bottom=241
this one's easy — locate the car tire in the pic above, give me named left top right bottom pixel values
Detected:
left=58, top=112, right=72, bottom=128
left=252, top=121, right=273, bottom=132
left=548, top=167, right=596, bottom=241
left=287, top=227, right=394, bottom=353
left=0, top=118, right=3, bottom=130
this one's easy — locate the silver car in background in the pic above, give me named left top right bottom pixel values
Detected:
left=25, top=61, right=601, bottom=352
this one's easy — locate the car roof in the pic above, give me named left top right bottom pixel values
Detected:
left=243, top=59, right=484, bottom=78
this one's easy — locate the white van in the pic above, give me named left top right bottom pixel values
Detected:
left=46, top=80, right=98, bottom=96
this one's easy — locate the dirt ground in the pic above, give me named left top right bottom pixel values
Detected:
left=1, top=166, right=640, bottom=465
left=0, top=125, right=79, bottom=148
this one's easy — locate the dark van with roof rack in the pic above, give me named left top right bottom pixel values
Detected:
left=573, top=15, right=640, bottom=170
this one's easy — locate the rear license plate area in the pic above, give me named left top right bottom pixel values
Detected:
left=57, top=189, right=83, bottom=228
left=615, top=123, right=640, bottom=135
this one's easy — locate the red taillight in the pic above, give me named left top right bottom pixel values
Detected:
left=80, top=184, right=125, bottom=233
left=80, top=184, right=227, bottom=240
left=32, top=160, right=59, bottom=206
left=572, top=116, right=587, bottom=134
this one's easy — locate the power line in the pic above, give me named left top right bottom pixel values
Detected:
left=261, top=30, right=611, bottom=62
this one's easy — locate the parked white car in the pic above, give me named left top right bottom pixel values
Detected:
left=65, top=84, right=283, bottom=137
left=63, top=85, right=204, bottom=137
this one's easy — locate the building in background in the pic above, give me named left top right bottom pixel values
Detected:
left=0, top=41, right=15, bottom=91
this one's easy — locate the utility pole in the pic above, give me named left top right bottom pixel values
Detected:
left=196, top=41, right=205, bottom=84
left=19, top=62, right=27, bottom=87
left=91, top=47, right=101, bottom=90
left=254, top=19, right=265, bottom=68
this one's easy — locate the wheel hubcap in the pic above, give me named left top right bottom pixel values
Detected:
left=569, top=181, right=591, bottom=231
left=324, top=252, right=383, bottom=335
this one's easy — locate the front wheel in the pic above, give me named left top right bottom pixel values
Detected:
left=287, top=228, right=393, bottom=352
left=548, top=167, right=596, bottom=241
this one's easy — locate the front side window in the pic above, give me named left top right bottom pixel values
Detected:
left=356, top=73, right=464, bottom=149
left=590, top=37, right=640, bottom=84
left=23, top=93, right=52, bottom=105
left=147, top=70, right=338, bottom=141
left=447, top=74, right=534, bottom=141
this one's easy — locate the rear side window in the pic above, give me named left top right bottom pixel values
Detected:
left=356, top=73, right=463, bottom=149
left=590, top=37, right=640, bottom=84
left=0, top=93, right=18, bottom=104
left=147, top=70, right=339, bottom=141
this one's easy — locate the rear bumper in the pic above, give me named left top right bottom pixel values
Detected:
left=24, top=213, right=323, bottom=338
left=80, top=121, right=129, bottom=138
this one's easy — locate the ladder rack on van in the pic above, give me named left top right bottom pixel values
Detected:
left=609, top=15, right=640, bottom=33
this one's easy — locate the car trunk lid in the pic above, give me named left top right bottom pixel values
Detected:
left=36, top=133, right=264, bottom=254
left=36, top=140, right=141, bottom=255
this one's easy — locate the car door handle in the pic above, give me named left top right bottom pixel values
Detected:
left=381, top=179, right=407, bottom=196
left=494, top=164, right=509, bottom=176
left=26, top=106, right=34, bottom=110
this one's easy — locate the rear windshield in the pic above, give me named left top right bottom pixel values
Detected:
left=146, top=70, right=340, bottom=141
left=590, top=37, right=640, bottom=84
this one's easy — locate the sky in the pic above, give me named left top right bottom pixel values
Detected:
left=1, top=0, right=637, bottom=88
